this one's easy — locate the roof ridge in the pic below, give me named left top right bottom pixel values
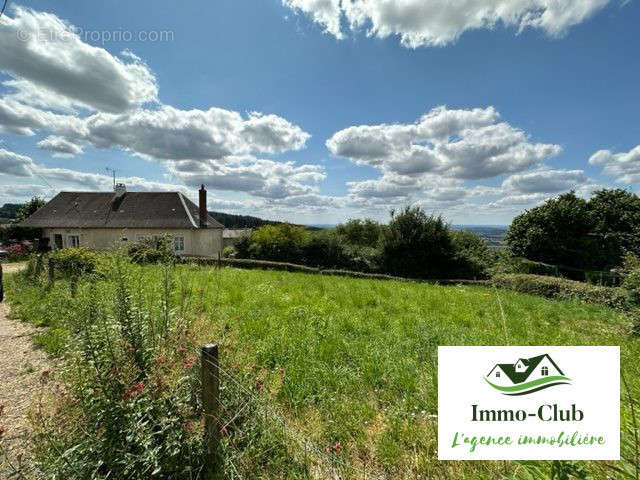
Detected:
left=177, top=192, right=198, bottom=229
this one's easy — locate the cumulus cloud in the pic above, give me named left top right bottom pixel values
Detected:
left=284, top=0, right=612, bottom=47
left=81, top=106, right=309, bottom=161
left=0, top=98, right=86, bottom=136
left=0, top=147, right=34, bottom=176
left=37, top=135, right=84, bottom=157
left=169, top=156, right=325, bottom=199
left=0, top=6, right=158, bottom=112
left=501, top=168, right=587, bottom=194
left=589, top=145, right=640, bottom=184
left=328, top=106, right=561, bottom=182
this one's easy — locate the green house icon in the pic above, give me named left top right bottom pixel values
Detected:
left=485, top=354, right=571, bottom=395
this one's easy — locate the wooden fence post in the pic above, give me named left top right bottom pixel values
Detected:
left=201, top=343, right=220, bottom=474
left=35, top=254, right=43, bottom=278
left=48, top=258, right=55, bottom=285
left=0, top=263, right=4, bottom=303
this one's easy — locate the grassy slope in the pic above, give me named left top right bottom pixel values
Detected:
left=7, top=264, right=639, bottom=479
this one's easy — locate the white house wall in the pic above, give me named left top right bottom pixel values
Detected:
left=42, top=227, right=223, bottom=257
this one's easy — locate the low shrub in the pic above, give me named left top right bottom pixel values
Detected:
left=50, top=247, right=98, bottom=275
left=492, top=274, right=630, bottom=310
left=29, top=259, right=205, bottom=479
left=221, top=245, right=236, bottom=258
left=128, top=236, right=176, bottom=265
left=621, top=253, right=640, bottom=306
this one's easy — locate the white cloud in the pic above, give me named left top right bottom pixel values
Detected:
left=169, top=156, right=325, bottom=199
left=82, top=106, right=310, bottom=161
left=328, top=106, right=561, bottom=182
left=0, top=6, right=158, bottom=112
left=589, top=145, right=640, bottom=184
left=37, top=135, right=84, bottom=157
left=0, top=147, right=34, bottom=176
left=0, top=98, right=86, bottom=136
left=284, top=0, right=613, bottom=47
left=501, top=168, right=587, bottom=193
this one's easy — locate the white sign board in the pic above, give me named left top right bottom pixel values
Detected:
left=438, top=346, right=620, bottom=460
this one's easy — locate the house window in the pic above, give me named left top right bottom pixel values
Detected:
left=541, top=366, right=549, bottom=376
left=173, top=235, right=185, bottom=252
left=68, top=235, right=80, bottom=248
left=495, top=371, right=500, bottom=378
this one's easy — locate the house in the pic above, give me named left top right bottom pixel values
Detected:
left=222, top=228, right=252, bottom=248
left=19, top=185, right=224, bottom=257
left=486, top=354, right=564, bottom=387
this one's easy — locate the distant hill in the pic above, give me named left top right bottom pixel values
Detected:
left=453, top=225, right=507, bottom=248
left=0, top=203, right=21, bottom=223
left=208, top=211, right=324, bottom=229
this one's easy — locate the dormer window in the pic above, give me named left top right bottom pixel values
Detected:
left=541, top=366, right=548, bottom=376
left=496, top=371, right=500, bottom=378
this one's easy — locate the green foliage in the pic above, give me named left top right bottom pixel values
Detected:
left=492, top=274, right=630, bottom=310
left=506, top=192, right=596, bottom=269
left=128, top=235, right=176, bottom=265
left=335, top=218, right=383, bottom=248
left=14, top=197, right=46, bottom=222
left=506, top=189, right=640, bottom=270
left=6, top=261, right=640, bottom=479
left=589, top=189, right=640, bottom=266
left=380, top=207, right=456, bottom=279
left=450, top=230, right=492, bottom=279
left=246, top=224, right=311, bottom=263
left=221, top=245, right=236, bottom=258
left=621, top=254, right=640, bottom=307
left=50, top=247, right=99, bottom=276
left=0, top=202, right=21, bottom=220
left=21, top=259, right=205, bottom=479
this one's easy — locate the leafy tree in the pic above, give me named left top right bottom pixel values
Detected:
left=588, top=189, right=640, bottom=267
left=380, top=206, right=456, bottom=279
left=450, top=230, right=492, bottom=279
left=506, top=189, right=640, bottom=270
left=15, top=197, right=46, bottom=222
left=335, top=219, right=383, bottom=248
left=247, top=224, right=311, bottom=263
left=505, top=192, right=596, bottom=269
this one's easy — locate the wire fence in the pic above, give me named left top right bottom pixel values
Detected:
left=198, top=349, right=387, bottom=480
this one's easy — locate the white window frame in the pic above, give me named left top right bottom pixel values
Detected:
left=173, top=235, right=185, bottom=252
left=68, top=235, right=80, bottom=248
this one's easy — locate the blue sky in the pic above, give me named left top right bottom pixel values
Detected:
left=0, top=0, right=638, bottom=225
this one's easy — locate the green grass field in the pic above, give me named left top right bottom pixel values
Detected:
left=6, top=263, right=640, bottom=479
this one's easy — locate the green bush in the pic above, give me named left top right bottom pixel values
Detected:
left=50, top=247, right=99, bottom=275
left=221, top=245, right=236, bottom=258
left=380, top=207, right=456, bottom=279
left=128, top=235, right=176, bottom=265
left=492, top=274, right=630, bottom=310
left=247, top=224, right=311, bottom=263
left=450, top=230, right=492, bottom=279
left=621, top=254, right=640, bottom=305
left=29, top=259, right=205, bottom=479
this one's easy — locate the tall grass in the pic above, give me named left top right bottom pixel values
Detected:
left=5, top=257, right=640, bottom=479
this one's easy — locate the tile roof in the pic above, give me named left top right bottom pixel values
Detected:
left=19, top=192, right=224, bottom=229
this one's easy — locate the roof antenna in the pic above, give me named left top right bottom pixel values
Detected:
left=105, top=167, right=116, bottom=190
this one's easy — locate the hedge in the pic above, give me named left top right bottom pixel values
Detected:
left=491, top=274, right=630, bottom=310
left=181, top=256, right=488, bottom=285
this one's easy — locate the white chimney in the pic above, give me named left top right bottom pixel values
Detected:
left=114, top=183, right=126, bottom=197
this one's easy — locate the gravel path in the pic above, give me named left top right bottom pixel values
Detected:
left=0, top=263, right=49, bottom=478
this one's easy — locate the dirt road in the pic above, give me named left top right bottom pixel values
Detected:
left=0, top=263, right=48, bottom=478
